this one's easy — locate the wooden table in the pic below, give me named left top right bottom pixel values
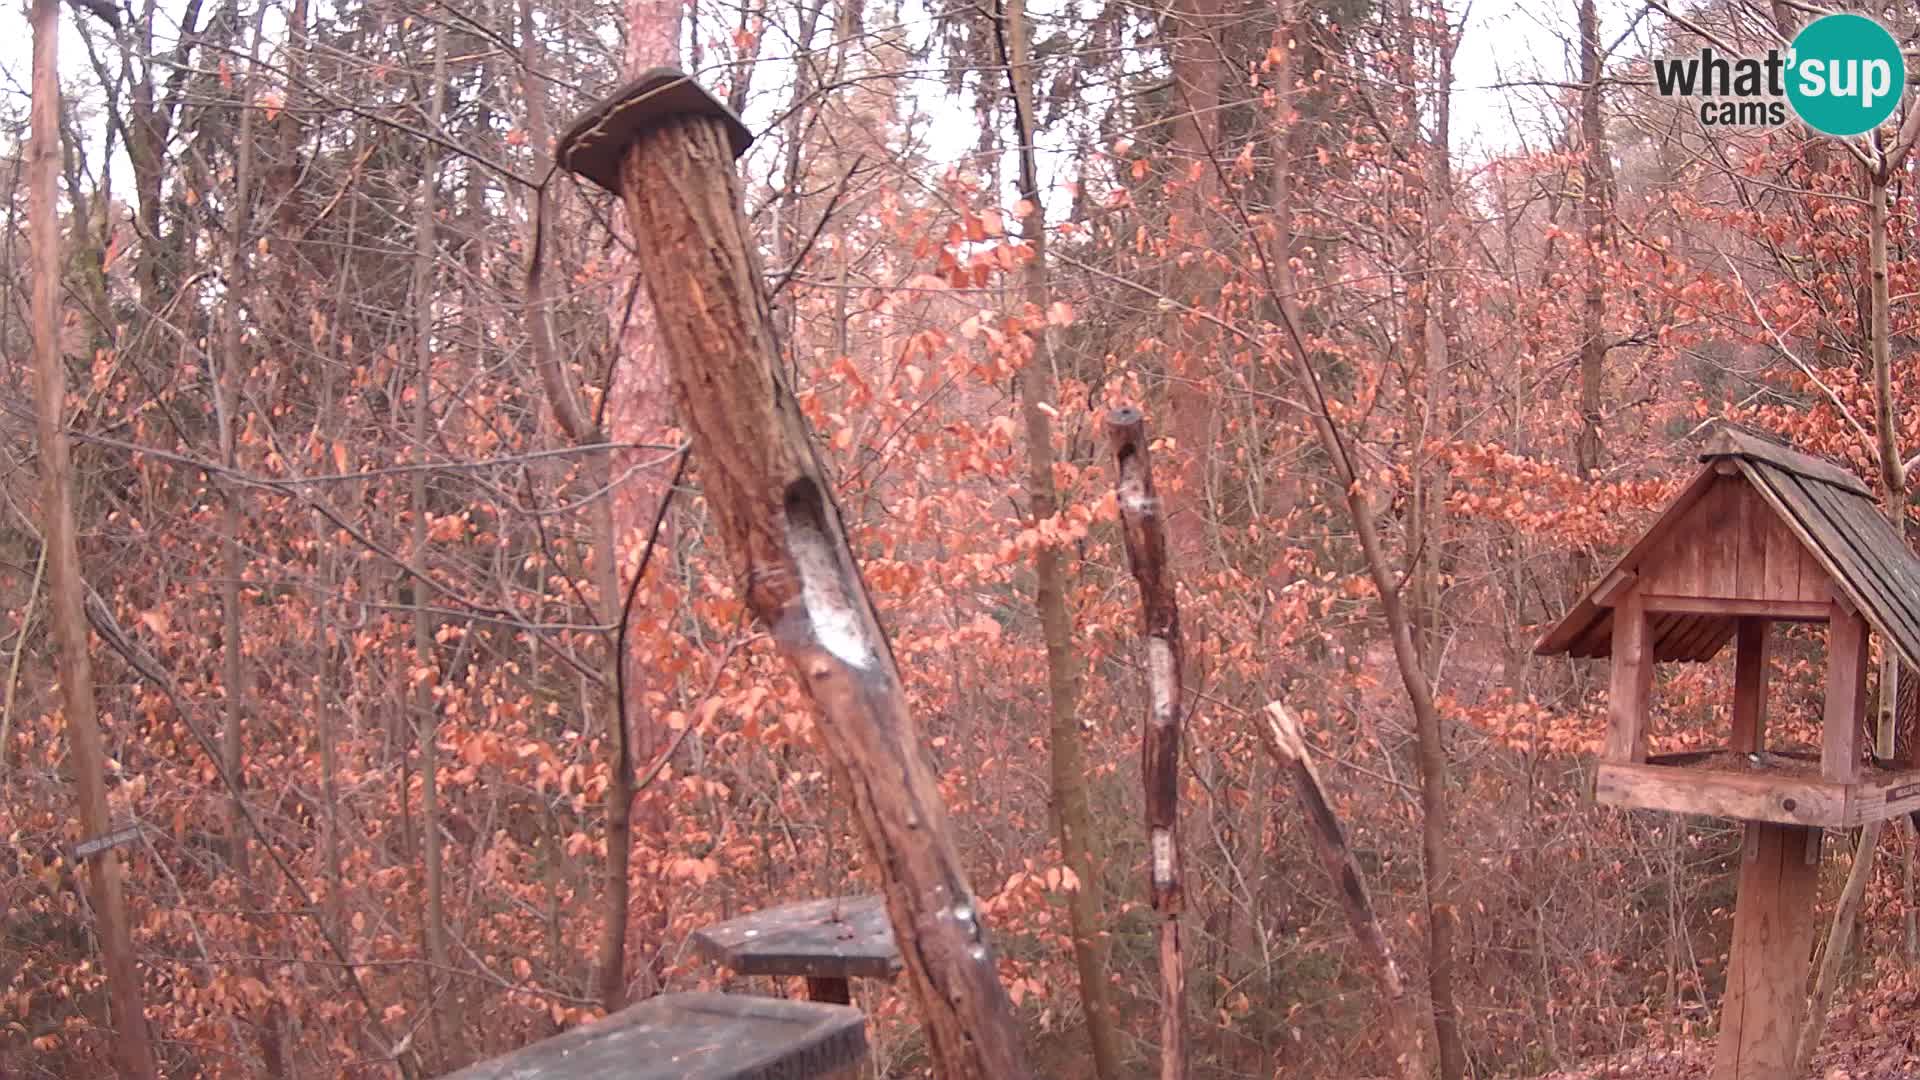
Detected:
left=441, top=992, right=867, bottom=1079
left=692, top=895, right=902, bottom=1005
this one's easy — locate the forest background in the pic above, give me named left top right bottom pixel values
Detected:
left=3, top=0, right=1920, bottom=1075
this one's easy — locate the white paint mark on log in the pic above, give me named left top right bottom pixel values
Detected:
left=1151, top=827, right=1174, bottom=886
left=1148, top=637, right=1175, bottom=721
left=1118, top=468, right=1158, bottom=516
left=785, top=487, right=877, bottom=670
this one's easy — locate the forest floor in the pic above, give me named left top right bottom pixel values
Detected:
left=1540, top=970, right=1920, bottom=1079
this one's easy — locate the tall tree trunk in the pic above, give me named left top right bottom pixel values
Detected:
left=1799, top=140, right=1915, bottom=1069
left=1574, top=0, right=1612, bottom=484
left=605, top=0, right=686, bottom=1002
left=29, top=1, right=159, bottom=1073
left=410, top=23, right=452, bottom=1063
left=1263, top=27, right=1460, bottom=1071
left=216, top=0, right=263, bottom=886
left=1162, top=0, right=1224, bottom=563
left=518, top=0, right=644, bottom=1012
left=997, top=5, right=1124, bottom=1075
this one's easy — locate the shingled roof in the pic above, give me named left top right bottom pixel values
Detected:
left=1535, top=427, right=1920, bottom=672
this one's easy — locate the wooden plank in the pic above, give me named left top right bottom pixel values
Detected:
left=1702, top=479, right=1742, bottom=598
left=1606, top=594, right=1654, bottom=763
left=1702, top=425, right=1872, bottom=496
left=1778, top=472, right=1920, bottom=672
left=1595, top=763, right=1846, bottom=826
left=443, top=992, right=868, bottom=1080
left=1652, top=611, right=1705, bottom=661
left=1851, top=770, right=1920, bottom=825
left=1711, top=823, right=1822, bottom=1080
left=1823, top=604, right=1869, bottom=784
left=692, top=896, right=902, bottom=981
left=1637, top=596, right=1830, bottom=620
left=1569, top=608, right=1614, bottom=659
left=1732, top=619, right=1769, bottom=754
left=1594, top=567, right=1638, bottom=606
left=1801, top=477, right=1920, bottom=671
left=1671, top=613, right=1731, bottom=662
left=1733, top=481, right=1769, bottom=600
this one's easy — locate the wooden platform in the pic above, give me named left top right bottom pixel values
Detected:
left=692, top=895, right=902, bottom=981
left=441, top=992, right=867, bottom=1079
left=1596, top=750, right=1920, bottom=826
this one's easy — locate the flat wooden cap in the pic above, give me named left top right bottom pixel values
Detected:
left=557, top=68, right=753, bottom=193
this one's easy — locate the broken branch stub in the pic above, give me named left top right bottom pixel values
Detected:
left=1257, top=704, right=1431, bottom=1080
left=555, top=70, right=1033, bottom=1080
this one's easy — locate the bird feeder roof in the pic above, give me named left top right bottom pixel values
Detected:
left=1535, top=426, right=1920, bottom=672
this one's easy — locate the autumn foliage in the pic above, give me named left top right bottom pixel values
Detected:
left=4, top=0, right=1920, bottom=1077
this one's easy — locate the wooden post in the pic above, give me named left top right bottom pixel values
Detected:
left=1606, top=592, right=1653, bottom=762
left=1732, top=618, right=1769, bottom=754
left=1713, top=823, right=1821, bottom=1080
left=1823, top=604, right=1868, bottom=784
left=1107, top=408, right=1188, bottom=1079
left=555, top=72, right=1033, bottom=1080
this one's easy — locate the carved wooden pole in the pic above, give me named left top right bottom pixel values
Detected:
left=1106, top=407, right=1187, bottom=1078
left=1259, top=704, right=1431, bottom=1080
left=556, top=71, right=1033, bottom=1080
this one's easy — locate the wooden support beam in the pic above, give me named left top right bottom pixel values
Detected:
left=1637, top=596, right=1832, bottom=620
left=1732, top=619, right=1769, bottom=754
left=1607, top=593, right=1654, bottom=763
left=1712, top=823, right=1820, bottom=1080
left=1594, top=567, right=1637, bottom=607
left=1824, top=604, right=1869, bottom=784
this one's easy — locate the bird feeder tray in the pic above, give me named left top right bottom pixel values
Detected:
left=693, top=895, right=902, bottom=1005
left=1596, top=748, right=1920, bottom=827
left=441, top=992, right=867, bottom=1080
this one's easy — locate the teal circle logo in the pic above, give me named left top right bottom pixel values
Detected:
left=1786, top=14, right=1906, bottom=137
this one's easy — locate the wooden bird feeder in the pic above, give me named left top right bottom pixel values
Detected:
left=693, top=895, right=902, bottom=1006
left=442, top=992, right=867, bottom=1079
left=1537, top=426, right=1920, bottom=1079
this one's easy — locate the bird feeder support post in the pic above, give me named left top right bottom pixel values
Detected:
left=555, top=72, right=1034, bottom=1080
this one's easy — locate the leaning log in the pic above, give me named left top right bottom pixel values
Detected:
left=1258, top=703, right=1431, bottom=1080
left=555, top=71, right=1033, bottom=1080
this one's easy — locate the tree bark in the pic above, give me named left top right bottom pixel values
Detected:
left=29, top=0, right=159, bottom=1072
left=1260, top=704, right=1431, bottom=1080
left=1798, top=143, right=1916, bottom=1069
left=596, top=105, right=1035, bottom=1079
left=1108, top=408, right=1188, bottom=1080
left=994, top=3, right=1125, bottom=1076
left=410, top=23, right=452, bottom=1062
left=1574, top=0, right=1613, bottom=484
left=518, top=0, right=643, bottom=1012
left=1161, top=0, right=1224, bottom=562
left=1260, top=42, right=1458, bottom=1073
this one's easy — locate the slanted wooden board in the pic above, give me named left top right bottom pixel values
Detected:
left=1596, top=753, right=1920, bottom=826
left=693, top=896, right=902, bottom=984
left=441, top=992, right=867, bottom=1080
